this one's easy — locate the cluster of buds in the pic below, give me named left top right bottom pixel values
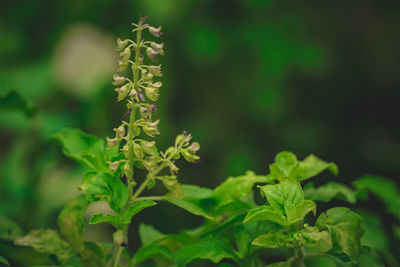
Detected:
left=106, top=16, right=200, bottom=198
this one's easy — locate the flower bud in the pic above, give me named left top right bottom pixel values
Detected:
left=143, top=157, right=157, bottom=171
left=121, top=144, right=129, bottom=158
left=141, top=69, right=154, bottom=82
left=117, top=59, right=128, bottom=72
left=144, top=86, right=159, bottom=102
left=113, top=230, right=126, bottom=246
left=123, top=162, right=132, bottom=177
left=108, top=161, right=120, bottom=173
left=115, top=83, right=131, bottom=102
left=120, top=46, right=131, bottom=60
left=140, top=106, right=151, bottom=120
left=168, top=162, right=179, bottom=176
left=133, top=143, right=144, bottom=159
left=146, top=47, right=158, bottom=61
left=150, top=42, right=164, bottom=54
left=129, top=88, right=139, bottom=102
left=112, top=74, right=126, bottom=85
left=148, top=26, right=163, bottom=38
left=142, top=120, right=160, bottom=137
left=117, top=38, right=129, bottom=51
left=148, top=65, right=162, bottom=77
left=188, top=142, right=200, bottom=153
left=106, top=137, right=118, bottom=148
left=181, top=148, right=200, bottom=163
left=113, top=125, right=125, bottom=140
left=141, top=140, right=156, bottom=155
left=151, top=81, right=162, bottom=88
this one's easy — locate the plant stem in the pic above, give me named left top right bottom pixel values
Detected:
left=111, top=18, right=143, bottom=267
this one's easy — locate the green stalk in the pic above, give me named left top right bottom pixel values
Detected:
left=111, top=19, right=143, bottom=267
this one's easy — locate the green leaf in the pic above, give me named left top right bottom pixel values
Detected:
left=304, top=182, right=356, bottom=204
left=0, top=90, right=36, bottom=117
left=269, top=151, right=299, bottom=180
left=234, top=226, right=249, bottom=259
left=252, top=230, right=296, bottom=248
left=353, top=175, right=400, bottom=220
left=265, top=261, right=290, bottom=267
left=358, top=246, right=385, bottom=267
left=166, top=184, right=216, bottom=220
left=139, top=223, right=165, bottom=246
left=90, top=200, right=156, bottom=226
left=79, top=171, right=128, bottom=212
left=58, top=195, right=88, bottom=252
left=297, top=154, right=338, bottom=181
left=214, top=171, right=272, bottom=207
left=14, top=229, right=74, bottom=263
left=52, top=128, right=107, bottom=171
left=0, top=256, right=9, bottom=266
left=244, top=206, right=288, bottom=226
left=133, top=244, right=173, bottom=264
left=175, top=237, right=238, bottom=267
left=0, top=215, right=22, bottom=241
left=316, top=207, right=363, bottom=262
left=301, top=227, right=332, bottom=252
left=259, top=179, right=304, bottom=213
left=285, top=199, right=316, bottom=224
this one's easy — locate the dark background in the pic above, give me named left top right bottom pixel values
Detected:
left=0, top=0, right=399, bottom=265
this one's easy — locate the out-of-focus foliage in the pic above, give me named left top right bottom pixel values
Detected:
left=0, top=0, right=398, bottom=266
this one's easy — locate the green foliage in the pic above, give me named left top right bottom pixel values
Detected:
left=174, top=237, right=238, bottom=267
left=0, top=256, right=9, bottom=266
left=316, top=207, right=363, bottom=262
left=353, top=175, right=400, bottom=220
left=0, top=91, right=36, bottom=117
left=14, top=229, right=74, bottom=263
left=304, top=182, right=356, bottom=204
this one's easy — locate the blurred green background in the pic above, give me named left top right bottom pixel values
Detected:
left=0, top=0, right=398, bottom=265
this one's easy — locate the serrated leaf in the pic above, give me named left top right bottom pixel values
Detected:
left=304, top=182, right=356, bottom=204
left=90, top=200, right=156, bottom=226
left=298, top=154, right=338, bottom=180
left=316, top=207, right=363, bottom=262
left=259, top=179, right=304, bottom=213
left=0, top=215, right=22, bottom=241
left=353, top=175, right=400, bottom=220
left=133, top=243, right=173, bottom=264
left=139, top=224, right=165, bottom=246
left=166, top=185, right=216, bottom=220
left=80, top=171, right=128, bottom=212
left=252, top=230, right=296, bottom=248
left=0, top=90, right=36, bottom=117
left=174, top=237, right=238, bottom=267
left=14, top=229, right=74, bottom=263
left=244, top=206, right=287, bottom=226
left=58, top=195, right=88, bottom=252
left=52, top=128, right=107, bottom=171
left=214, top=171, right=272, bottom=207
left=0, top=256, right=9, bottom=266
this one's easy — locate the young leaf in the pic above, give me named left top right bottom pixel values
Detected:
left=79, top=171, right=128, bottom=212
left=90, top=200, right=156, bottom=226
left=132, top=243, right=173, bottom=264
left=58, top=194, right=88, bottom=252
left=304, top=182, right=356, bottom=204
left=259, top=178, right=304, bottom=213
left=268, top=151, right=299, bottom=180
left=0, top=256, right=9, bottom=266
left=316, top=207, right=363, bottom=262
left=244, top=206, right=288, bottom=226
left=174, top=237, right=238, bottom=267
left=297, top=154, right=338, bottom=181
left=252, top=230, right=296, bottom=248
left=285, top=199, right=316, bottom=224
left=166, top=184, right=216, bottom=220
left=14, top=229, right=74, bottom=263
left=234, top=226, right=249, bottom=259
left=214, top=171, right=272, bottom=207
left=353, top=175, right=400, bottom=220
left=301, top=227, right=332, bottom=252
left=139, top=223, right=165, bottom=246
left=52, top=128, right=107, bottom=171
